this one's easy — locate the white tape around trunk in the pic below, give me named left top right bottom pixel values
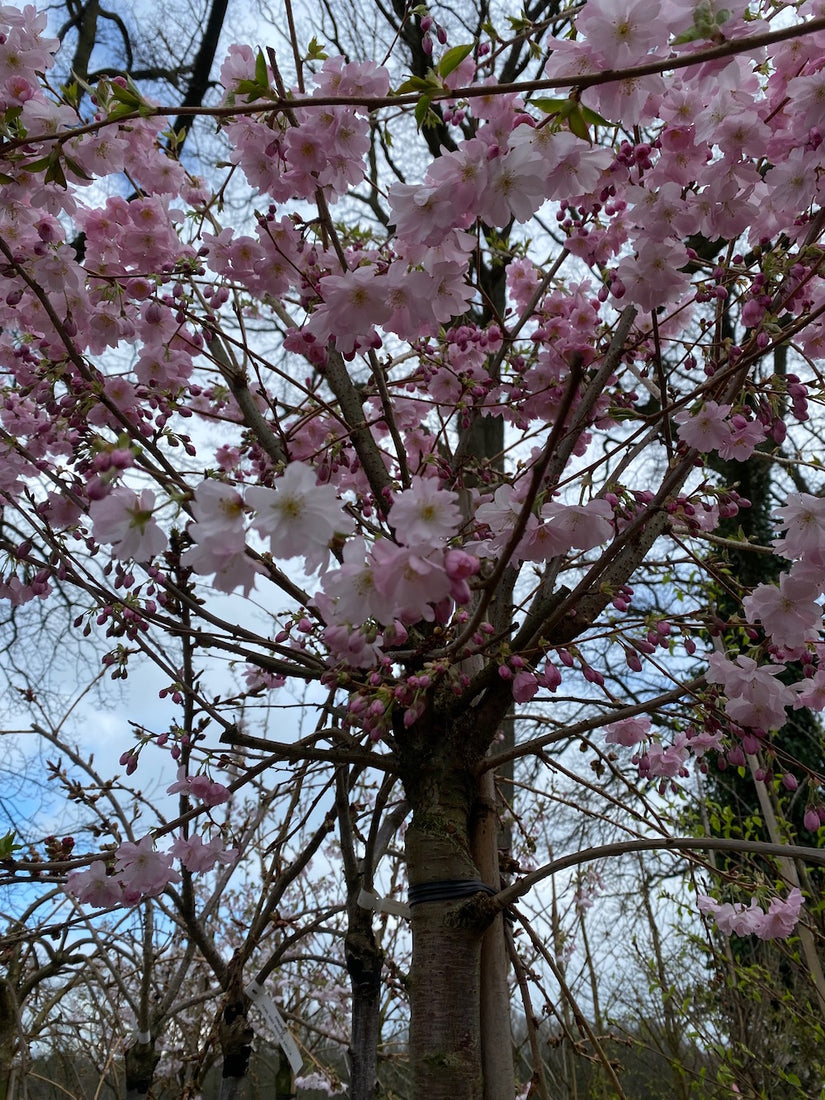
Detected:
left=245, top=980, right=303, bottom=1073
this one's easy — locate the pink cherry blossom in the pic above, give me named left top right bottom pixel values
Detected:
left=688, top=727, right=724, bottom=757
left=637, top=734, right=689, bottom=778
left=512, top=670, right=539, bottom=703
left=674, top=401, right=733, bottom=453
left=774, top=493, right=825, bottom=559
left=793, top=669, right=825, bottom=711
left=576, top=0, right=666, bottom=67
left=758, top=888, right=805, bottom=940
left=477, top=128, right=549, bottom=226
left=699, top=888, right=804, bottom=941
left=706, top=652, right=797, bottom=732
left=248, top=462, right=355, bottom=572
left=717, top=415, right=766, bottom=462
left=181, top=530, right=260, bottom=596
left=383, top=264, right=440, bottom=340
left=308, top=267, right=392, bottom=354
left=114, top=836, right=180, bottom=904
left=388, top=181, right=463, bottom=247
left=743, top=571, right=823, bottom=651
left=604, top=715, right=651, bottom=746
left=323, top=621, right=383, bottom=668
left=167, top=766, right=231, bottom=807
left=89, top=488, right=168, bottom=561
left=538, top=130, right=613, bottom=202
left=319, top=536, right=388, bottom=625
left=444, top=548, right=480, bottom=604
left=390, top=477, right=462, bottom=549
left=66, top=860, right=123, bottom=908
left=170, top=834, right=239, bottom=873
left=180, top=481, right=261, bottom=595
left=615, top=238, right=691, bottom=312
left=542, top=499, right=614, bottom=552
left=371, top=542, right=452, bottom=625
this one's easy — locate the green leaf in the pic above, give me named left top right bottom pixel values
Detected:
left=20, top=155, right=52, bottom=173
left=0, top=831, right=20, bottom=859
left=436, top=43, right=474, bottom=79
left=566, top=103, right=591, bottom=143
left=507, top=12, right=532, bottom=33
left=30, top=148, right=70, bottom=189
left=108, top=101, right=140, bottom=122
left=579, top=104, right=610, bottom=127
left=63, top=155, right=94, bottom=182
left=395, top=74, right=437, bottom=95
left=62, top=81, right=81, bottom=109
left=108, top=81, right=142, bottom=108
left=45, top=156, right=67, bottom=189
left=414, top=94, right=432, bottom=130
left=254, top=48, right=268, bottom=89
left=306, top=36, right=327, bottom=61
left=672, top=26, right=703, bottom=44
left=531, top=97, right=568, bottom=115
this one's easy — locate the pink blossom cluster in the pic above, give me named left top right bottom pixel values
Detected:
left=5, top=0, right=825, bottom=929
left=66, top=837, right=179, bottom=907
left=66, top=833, right=238, bottom=907
left=223, top=53, right=388, bottom=205
left=314, top=479, right=479, bottom=666
left=698, top=887, right=804, bottom=941
left=674, top=401, right=768, bottom=462
left=603, top=717, right=691, bottom=782
left=167, top=766, right=231, bottom=807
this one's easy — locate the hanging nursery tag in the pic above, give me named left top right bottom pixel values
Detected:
left=357, top=887, right=412, bottom=919
left=245, top=979, right=303, bottom=1073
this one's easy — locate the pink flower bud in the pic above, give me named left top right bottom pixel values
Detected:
left=444, top=549, right=479, bottom=579
left=512, top=670, right=538, bottom=703
left=626, top=650, right=643, bottom=672
left=541, top=663, right=562, bottom=691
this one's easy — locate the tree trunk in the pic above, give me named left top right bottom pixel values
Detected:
left=0, top=978, right=18, bottom=1100
left=472, top=770, right=515, bottom=1100
left=404, top=759, right=487, bottom=1099
left=219, top=997, right=254, bottom=1100
left=125, top=1035, right=160, bottom=1098
left=407, top=867, right=484, bottom=1096
left=275, top=1047, right=296, bottom=1099
left=345, top=918, right=382, bottom=1100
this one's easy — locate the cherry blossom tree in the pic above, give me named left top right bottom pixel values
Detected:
left=6, top=0, right=825, bottom=1096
